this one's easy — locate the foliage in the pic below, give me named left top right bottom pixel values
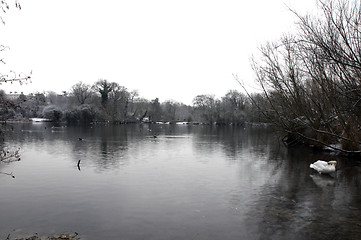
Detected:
left=42, top=105, right=63, bottom=122
left=0, top=84, right=259, bottom=125
left=192, top=94, right=217, bottom=124
left=0, top=90, right=19, bottom=122
left=149, top=98, right=162, bottom=122
left=107, top=83, right=130, bottom=122
left=92, top=79, right=115, bottom=107
left=219, top=90, right=248, bottom=125
left=64, top=104, right=96, bottom=124
left=15, top=93, right=46, bottom=118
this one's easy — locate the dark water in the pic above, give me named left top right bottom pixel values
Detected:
left=0, top=123, right=361, bottom=240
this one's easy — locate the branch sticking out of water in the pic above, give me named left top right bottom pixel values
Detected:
left=0, top=171, right=15, bottom=178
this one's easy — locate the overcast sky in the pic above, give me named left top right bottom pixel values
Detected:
left=1, top=0, right=317, bottom=104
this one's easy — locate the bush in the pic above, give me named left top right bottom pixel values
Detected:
left=65, top=105, right=96, bottom=124
left=42, top=105, right=63, bottom=122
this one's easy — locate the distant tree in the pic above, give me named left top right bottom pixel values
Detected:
left=245, top=93, right=269, bottom=123
left=162, top=100, right=178, bottom=122
left=125, top=90, right=139, bottom=122
left=132, top=97, right=149, bottom=122
left=0, top=90, right=16, bottom=121
left=220, top=90, right=247, bottom=125
left=46, top=91, right=68, bottom=109
left=92, top=79, right=115, bottom=107
left=42, top=105, right=63, bottom=122
left=17, top=92, right=26, bottom=102
left=65, top=104, right=96, bottom=124
left=149, top=98, right=162, bottom=122
left=71, top=81, right=93, bottom=105
left=108, top=83, right=129, bottom=121
left=13, top=93, right=46, bottom=118
left=193, top=94, right=217, bottom=124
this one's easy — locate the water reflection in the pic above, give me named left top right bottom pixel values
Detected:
left=243, top=145, right=361, bottom=240
left=0, top=123, right=361, bottom=239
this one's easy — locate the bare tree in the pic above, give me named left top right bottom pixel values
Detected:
left=243, top=0, right=361, bottom=154
left=220, top=90, right=247, bottom=125
left=71, top=81, right=93, bottom=105
left=108, top=83, right=129, bottom=121
left=123, top=90, right=139, bottom=122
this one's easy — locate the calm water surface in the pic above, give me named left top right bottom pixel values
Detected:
left=1, top=123, right=361, bottom=240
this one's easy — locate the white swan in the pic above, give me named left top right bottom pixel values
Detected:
left=310, top=160, right=337, bottom=174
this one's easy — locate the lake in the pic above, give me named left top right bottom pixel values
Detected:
left=1, top=123, right=361, bottom=240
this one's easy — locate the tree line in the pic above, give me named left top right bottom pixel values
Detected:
left=0, top=79, right=265, bottom=125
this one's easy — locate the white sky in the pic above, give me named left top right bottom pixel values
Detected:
left=1, top=0, right=316, bottom=105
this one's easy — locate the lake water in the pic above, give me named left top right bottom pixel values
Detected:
left=1, top=123, right=361, bottom=240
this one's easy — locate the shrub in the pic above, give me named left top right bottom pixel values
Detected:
left=65, top=105, right=96, bottom=124
left=42, top=105, right=63, bottom=122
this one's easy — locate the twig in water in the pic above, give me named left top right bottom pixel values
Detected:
left=0, top=171, right=15, bottom=178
